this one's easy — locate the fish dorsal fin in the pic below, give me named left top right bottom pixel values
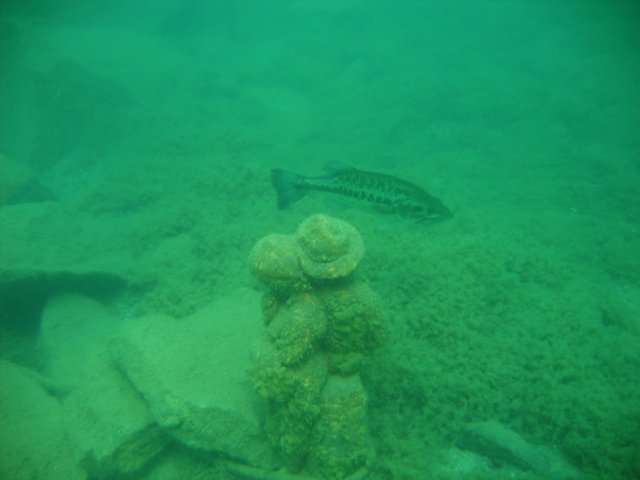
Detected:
left=323, top=161, right=354, bottom=176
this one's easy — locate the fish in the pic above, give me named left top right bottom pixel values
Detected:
left=271, top=166, right=452, bottom=224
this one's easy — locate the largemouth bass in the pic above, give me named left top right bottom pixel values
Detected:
left=271, top=166, right=452, bottom=224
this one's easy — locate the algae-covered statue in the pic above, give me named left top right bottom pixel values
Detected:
left=248, top=214, right=386, bottom=480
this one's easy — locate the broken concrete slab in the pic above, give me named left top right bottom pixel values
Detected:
left=111, top=287, right=276, bottom=468
left=0, top=202, right=131, bottom=333
left=36, top=293, right=168, bottom=478
left=0, top=152, right=54, bottom=206
left=62, top=361, right=169, bottom=478
left=0, top=359, right=86, bottom=480
left=39, top=292, right=123, bottom=388
left=0, top=202, right=132, bottom=277
left=456, top=420, right=580, bottom=479
left=139, top=448, right=233, bottom=480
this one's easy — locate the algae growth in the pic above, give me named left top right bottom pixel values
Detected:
left=1, top=2, right=639, bottom=480
left=249, top=215, right=385, bottom=478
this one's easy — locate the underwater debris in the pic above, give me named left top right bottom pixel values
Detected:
left=248, top=214, right=385, bottom=479
left=457, top=420, right=580, bottom=479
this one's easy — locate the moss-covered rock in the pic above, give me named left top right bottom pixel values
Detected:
left=249, top=234, right=309, bottom=294
left=268, top=293, right=327, bottom=366
left=308, top=375, right=372, bottom=479
left=326, top=351, right=366, bottom=376
left=318, top=280, right=386, bottom=356
left=250, top=348, right=328, bottom=470
left=296, top=214, right=365, bottom=280
left=248, top=215, right=383, bottom=477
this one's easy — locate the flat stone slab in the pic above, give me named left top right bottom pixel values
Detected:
left=111, top=287, right=276, bottom=468
left=0, top=202, right=132, bottom=277
left=62, top=362, right=168, bottom=478
left=39, top=293, right=122, bottom=387
left=37, top=293, right=168, bottom=478
left=0, top=360, right=86, bottom=480
left=0, top=202, right=131, bottom=333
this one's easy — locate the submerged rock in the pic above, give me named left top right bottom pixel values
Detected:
left=111, top=288, right=277, bottom=468
left=62, top=364, right=168, bottom=478
left=0, top=153, right=54, bottom=207
left=296, top=214, right=364, bottom=281
left=0, top=360, right=86, bottom=480
left=0, top=202, right=130, bottom=333
left=39, top=293, right=123, bottom=387
left=457, top=420, right=580, bottom=479
left=38, top=293, right=168, bottom=478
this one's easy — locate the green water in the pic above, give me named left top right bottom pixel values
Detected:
left=0, top=1, right=638, bottom=479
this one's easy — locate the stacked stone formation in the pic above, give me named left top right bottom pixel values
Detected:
left=248, top=214, right=385, bottom=479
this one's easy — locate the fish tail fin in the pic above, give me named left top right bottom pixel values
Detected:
left=271, top=169, right=306, bottom=209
